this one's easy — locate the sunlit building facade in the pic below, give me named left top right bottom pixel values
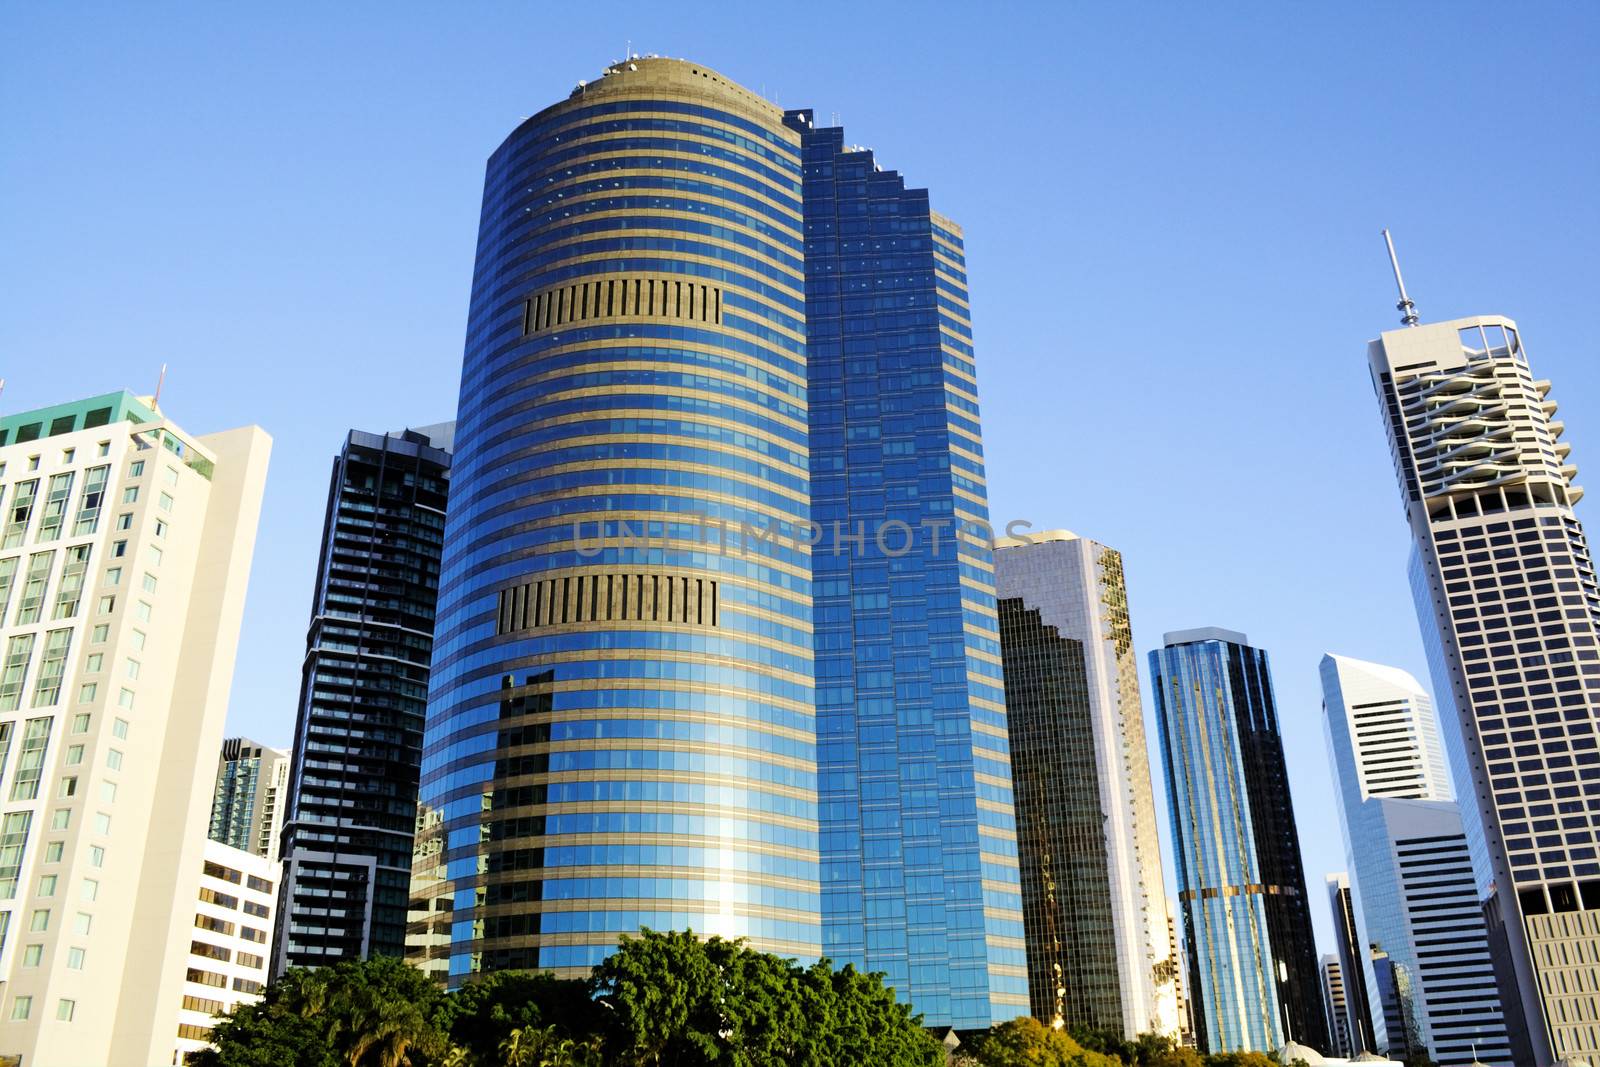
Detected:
left=0, top=391, right=270, bottom=1067
left=1320, top=654, right=1511, bottom=1066
left=1371, top=316, right=1600, bottom=1064
left=781, top=106, right=1025, bottom=1028
left=412, top=59, right=821, bottom=984
left=995, top=531, right=1178, bottom=1036
left=1149, top=628, right=1325, bottom=1054
left=275, top=425, right=452, bottom=974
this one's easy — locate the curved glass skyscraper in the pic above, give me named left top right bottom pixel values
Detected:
left=412, top=58, right=818, bottom=982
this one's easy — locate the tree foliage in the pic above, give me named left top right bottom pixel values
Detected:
left=956, top=1017, right=1123, bottom=1067
left=199, top=929, right=941, bottom=1067
left=591, top=928, right=942, bottom=1066
left=192, top=955, right=447, bottom=1067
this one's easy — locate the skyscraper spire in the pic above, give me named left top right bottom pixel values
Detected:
left=1381, top=228, right=1420, bottom=326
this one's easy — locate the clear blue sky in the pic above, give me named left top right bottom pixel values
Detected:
left=4, top=3, right=1597, bottom=959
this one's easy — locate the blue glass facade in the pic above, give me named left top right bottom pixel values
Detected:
left=782, top=109, right=1026, bottom=1028
left=1149, top=630, right=1325, bottom=1053
left=412, top=60, right=820, bottom=983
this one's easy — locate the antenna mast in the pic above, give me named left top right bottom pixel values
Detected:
left=1382, top=228, right=1420, bottom=327
left=153, top=363, right=168, bottom=408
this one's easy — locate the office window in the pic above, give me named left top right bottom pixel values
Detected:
left=112, top=718, right=128, bottom=739
left=98, top=782, right=115, bottom=803
left=11, top=996, right=30, bottom=1021
left=71, top=466, right=110, bottom=536
left=66, top=947, right=84, bottom=969
left=88, top=846, right=103, bottom=868
left=31, top=629, right=72, bottom=706
left=35, top=473, right=76, bottom=542
left=157, top=492, right=173, bottom=514
left=9, top=718, right=53, bottom=800
left=70, top=714, right=90, bottom=733
left=141, top=572, right=156, bottom=593
left=117, top=688, right=134, bottom=709
left=106, top=749, right=121, bottom=771
left=49, top=810, right=69, bottom=831
left=0, top=557, right=17, bottom=622
left=96, top=595, right=115, bottom=615
left=29, top=910, right=48, bottom=932
left=65, top=744, right=83, bottom=765
left=121, top=487, right=138, bottom=505
left=80, top=880, right=97, bottom=902
left=0, top=635, right=36, bottom=712
left=76, top=683, right=95, bottom=704
left=85, top=654, right=102, bottom=673
left=72, top=912, right=90, bottom=935
left=129, top=461, right=144, bottom=478
left=52, top=544, right=91, bottom=618
left=36, top=875, right=55, bottom=897
left=104, top=567, right=121, bottom=586
left=56, top=777, right=76, bottom=798
left=0, top=813, right=31, bottom=897
left=14, top=551, right=55, bottom=625
left=154, top=520, right=168, bottom=539
left=93, top=813, right=110, bottom=835
left=134, top=601, right=151, bottom=622
left=56, top=998, right=74, bottom=1021
left=2, top=480, right=38, bottom=548
left=43, top=842, right=62, bottom=862
left=90, top=624, right=108, bottom=643
left=129, top=629, right=145, bottom=651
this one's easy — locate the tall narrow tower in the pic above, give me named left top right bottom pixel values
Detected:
left=994, top=531, right=1177, bottom=1037
left=273, top=425, right=451, bottom=973
left=782, top=107, right=1026, bottom=1028
left=1149, top=628, right=1326, bottom=1054
left=1369, top=302, right=1600, bottom=1064
left=1320, top=654, right=1512, bottom=1066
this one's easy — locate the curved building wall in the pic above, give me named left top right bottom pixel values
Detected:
left=412, top=59, right=818, bottom=983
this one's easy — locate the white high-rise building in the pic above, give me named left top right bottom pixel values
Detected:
left=209, top=737, right=288, bottom=862
left=994, top=530, right=1178, bottom=1038
left=1321, top=654, right=1512, bottom=1066
left=0, top=391, right=270, bottom=1067
left=1370, top=313, right=1600, bottom=1064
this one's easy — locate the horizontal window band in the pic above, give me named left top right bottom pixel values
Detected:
left=525, top=275, right=723, bottom=335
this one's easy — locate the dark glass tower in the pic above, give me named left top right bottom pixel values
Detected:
left=779, top=108, right=1025, bottom=1029
left=996, top=598, right=1120, bottom=1030
left=411, top=59, right=821, bottom=985
left=1149, top=629, right=1326, bottom=1054
left=272, top=424, right=452, bottom=973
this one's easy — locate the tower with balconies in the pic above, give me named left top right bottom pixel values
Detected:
left=1369, top=315, right=1600, bottom=1065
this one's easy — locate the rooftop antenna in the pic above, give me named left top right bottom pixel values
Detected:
left=1382, top=228, right=1420, bottom=327
left=153, top=363, right=168, bottom=409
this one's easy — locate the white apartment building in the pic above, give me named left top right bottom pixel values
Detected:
left=209, top=738, right=289, bottom=862
left=175, top=839, right=277, bottom=1061
left=0, top=391, right=270, bottom=1067
left=993, top=530, right=1179, bottom=1038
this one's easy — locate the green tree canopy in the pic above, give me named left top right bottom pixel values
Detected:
left=957, top=1016, right=1124, bottom=1067
left=590, top=928, right=943, bottom=1066
left=192, top=955, right=448, bottom=1067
